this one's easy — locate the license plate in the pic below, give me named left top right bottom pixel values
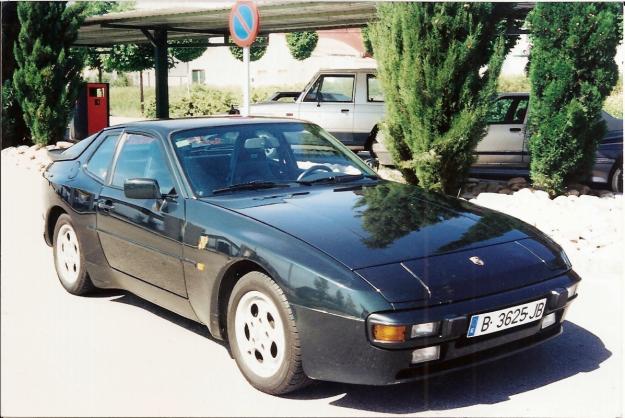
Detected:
left=467, top=298, right=547, bottom=338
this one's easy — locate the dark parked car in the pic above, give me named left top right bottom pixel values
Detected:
left=43, top=117, right=580, bottom=395
left=472, top=94, right=623, bottom=192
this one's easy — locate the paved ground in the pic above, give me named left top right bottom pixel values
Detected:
left=1, top=154, right=622, bottom=417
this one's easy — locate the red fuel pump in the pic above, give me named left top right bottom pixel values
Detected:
left=70, top=82, right=110, bottom=140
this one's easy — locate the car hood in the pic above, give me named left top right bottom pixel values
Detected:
left=250, top=101, right=295, bottom=117
left=205, top=181, right=569, bottom=303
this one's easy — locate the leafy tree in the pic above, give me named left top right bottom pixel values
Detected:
left=105, top=39, right=208, bottom=72
left=368, top=3, right=519, bottom=193
left=13, top=2, right=87, bottom=145
left=229, top=36, right=268, bottom=61
left=526, top=3, right=622, bottom=195
left=170, top=39, right=208, bottom=63
left=1, top=2, right=29, bottom=148
left=285, top=32, right=318, bottom=60
left=79, top=1, right=136, bottom=82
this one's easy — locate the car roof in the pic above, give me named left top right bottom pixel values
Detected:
left=103, top=116, right=308, bottom=135
left=317, top=68, right=377, bottom=73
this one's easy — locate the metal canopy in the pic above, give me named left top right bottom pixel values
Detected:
left=75, top=1, right=378, bottom=46
left=75, top=1, right=534, bottom=119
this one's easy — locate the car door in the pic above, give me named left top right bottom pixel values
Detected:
left=475, top=95, right=529, bottom=166
left=95, top=131, right=187, bottom=297
left=298, top=74, right=355, bottom=145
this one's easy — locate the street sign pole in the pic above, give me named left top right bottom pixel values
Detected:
left=243, top=46, right=250, bottom=117
left=229, top=0, right=260, bottom=117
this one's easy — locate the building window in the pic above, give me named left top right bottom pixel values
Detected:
left=192, top=69, right=205, bottom=84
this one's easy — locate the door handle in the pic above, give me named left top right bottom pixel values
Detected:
left=509, top=127, right=522, bottom=132
left=97, top=200, right=115, bottom=211
left=341, top=109, right=350, bottom=113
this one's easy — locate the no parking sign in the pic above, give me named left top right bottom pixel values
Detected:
left=229, top=1, right=260, bottom=48
left=229, top=1, right=261, bottom=116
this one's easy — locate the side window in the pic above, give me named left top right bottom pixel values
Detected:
left=487, top=97, right=516, bottom=124
left=85, top=133, right=120, bottom=182
left=303, top=77, right=322, bottom=102
left=112, top=134, right=175, bottom=195
left=512, top=98, right=529, bottom=124
left=303, top=75, right=354, bottom=102
left=367, top=75, right=384, bottom=102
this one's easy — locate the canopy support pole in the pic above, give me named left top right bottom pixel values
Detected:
left=153, top=28, right=169, bottom=119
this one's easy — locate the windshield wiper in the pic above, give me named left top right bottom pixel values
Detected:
left=212, top=181, right=290, bottom=195
left=297, top=173, right=379, bottom=186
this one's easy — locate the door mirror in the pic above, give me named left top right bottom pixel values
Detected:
left=124, top=178, right=162, bottom=200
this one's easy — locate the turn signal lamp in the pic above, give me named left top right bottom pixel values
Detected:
left=372, top=324, right=407, bottom=343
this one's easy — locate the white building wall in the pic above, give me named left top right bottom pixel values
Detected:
left=134, top=30, right=623, bottom=89
left=139, top=31, right=375, bottom=89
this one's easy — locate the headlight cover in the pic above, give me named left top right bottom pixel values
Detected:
left=410, top=321, right=440, bottom=338
left=566, top=282, right=579, bottom=299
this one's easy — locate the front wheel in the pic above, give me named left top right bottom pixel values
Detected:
left=227, top=271, right=310, bottom=395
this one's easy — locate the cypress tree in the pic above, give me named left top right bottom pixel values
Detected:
left=526, top=3, right=622, bottom=195
left=369, top=3, right=518, bottom=193
left=13, top=2, right=87, bottom=145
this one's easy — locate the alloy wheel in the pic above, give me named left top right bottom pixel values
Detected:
left=55, top=224, right=81, bottom=286
left=234, top=290, right=286, bottom=378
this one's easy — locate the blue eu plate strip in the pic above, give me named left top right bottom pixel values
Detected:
left=468, top=315, right=479, bottom=337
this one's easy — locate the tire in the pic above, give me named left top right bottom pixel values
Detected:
left=610, top=159, right=623, bottom=193
left=52, top=214, right=93, bottom=295
left=227, top=271, right=310, bottom=395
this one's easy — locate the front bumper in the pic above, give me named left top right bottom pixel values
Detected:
left=293, top=272, right=579, bottom=386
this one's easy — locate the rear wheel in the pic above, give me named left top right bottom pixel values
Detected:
left=53, top=214, right=93, bottom=295
left=227, top=271, right=309, bottom=395
left=610, top=159, right=623, bottom=193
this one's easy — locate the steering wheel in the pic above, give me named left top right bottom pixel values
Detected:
left=297, top=165, right=333, bottom=181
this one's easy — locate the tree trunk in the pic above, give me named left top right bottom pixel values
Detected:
left=139, top=71, right=144, bottom=115
left=98, top=67, right=102, bottom=82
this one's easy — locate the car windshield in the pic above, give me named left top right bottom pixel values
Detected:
left=170, top=122, right=377, bottom=196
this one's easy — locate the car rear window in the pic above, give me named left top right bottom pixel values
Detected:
left=56, top=133, right=99, bottom=160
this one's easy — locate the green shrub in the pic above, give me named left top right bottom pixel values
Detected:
left=527, top=3, right=622, bottom=195
left=286, top=32, right=318, bottom=60
left=145, top=85, right=238, bottom=118
left=2, top=80, right=30, bottom=147
left=112, top=84, right=304, bottom=117
left=369, top=3, right=518, bottom=193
